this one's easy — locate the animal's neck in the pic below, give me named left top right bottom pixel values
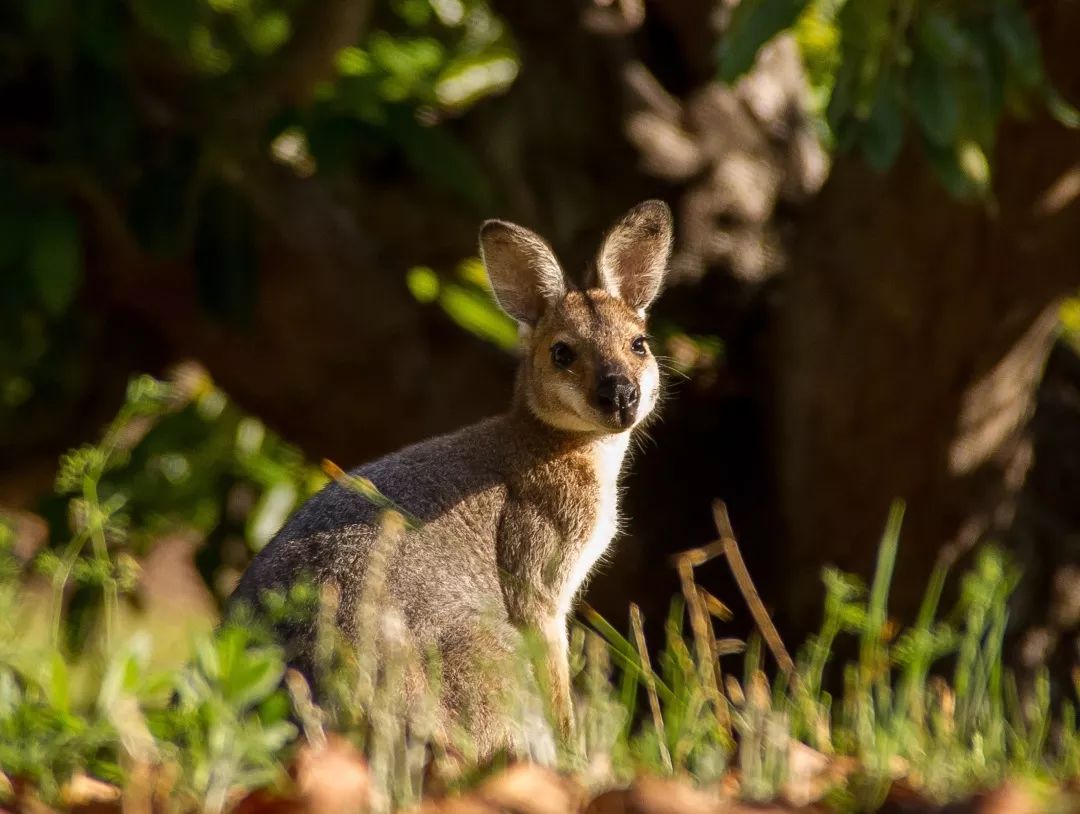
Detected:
left=503, top=402, right=633, bottom=619
left=505, top=396, right=629, bottom=465
left=589, top=432, right=632, bottom=495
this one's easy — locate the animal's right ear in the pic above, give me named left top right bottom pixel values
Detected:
left=479, top=220, right=566, bottom=326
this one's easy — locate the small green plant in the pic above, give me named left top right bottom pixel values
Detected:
left=152, top=624, right=297, bottom=813
left=0, top=554, right=118, bottom=802
left=27, top=365, right=323, bottom=661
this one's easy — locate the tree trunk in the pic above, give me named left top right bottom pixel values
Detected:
left=775, top=0, right=1080, bottom=625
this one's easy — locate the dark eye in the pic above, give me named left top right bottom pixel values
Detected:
left=631, top=335, right=648, bottom=356
left=551, top=342, right=576, bottom=369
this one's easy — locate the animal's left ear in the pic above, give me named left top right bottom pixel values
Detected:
left=595, top=199, right=673, bottom=313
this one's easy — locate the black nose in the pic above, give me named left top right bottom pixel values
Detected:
left=595, top=374, right=639, bottom=414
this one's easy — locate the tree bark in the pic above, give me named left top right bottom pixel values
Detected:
left=775, top=0, right=1080, bottom=624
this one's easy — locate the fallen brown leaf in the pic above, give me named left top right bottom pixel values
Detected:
left=407, top=796, right=500, bottom=814
left=781, top=742, right=833, bottom=807
left=716, top=770, right=740, bottom=800
left=232, top=734, right=370, bottom=814
left=3, top=775, right=59, bottom=814
left=419, top=743, right=473, bottom=799
left=968, top=781, right=1038, bottom=814
left=0, top=509, right=48, bottom=562
left=6, top=778, right=57, bottom=814
left=584, top=776, right=721, bottom=814
left=61, top=773, right=121, bottom=812
left=231, top=788, right=307, bottom=814
left=879, top=780, right=940, bottom=813
left=473, top=763, right=584, bottom=814
left=879, top=778, right=1049, bottom=814
left=292, top=734, right=370, bottom=814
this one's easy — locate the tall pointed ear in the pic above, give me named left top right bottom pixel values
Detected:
left=595, top=200, right=673, bottom=313
left=479, top=219, right=566, bottom=325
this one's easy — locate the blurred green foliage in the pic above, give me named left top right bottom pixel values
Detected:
left=407, top=258, right=518, bottom=350
left=29, top=366, right=324, bottom=656
left=0, top=0, right=517, bottom=444
left=726, top=0, right=1078, bottom=196
left=0, top=369, right=319, bottom=800
left=1059, top=297, right=1080, bottom=354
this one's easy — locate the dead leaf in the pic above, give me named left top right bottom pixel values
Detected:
left=970, top=781, right=1038, bottom=814
left=474, top=764, right=583, bottom=814
left=584, top=788, right=626, bottom=814
left=60, top=774, right=121, bottom=813
left=233, top=735, right=370, bottom=814
left=716, top=770, right=740, bottom=800
left=879, top=780, right=937, bottom=812
left=6, top=776, right=58, bottom=814
left=585, top=776, right=721, bottom=814
left=781, top=742, right=829, bottom=807
left=0, top=509, right=47, bottom=562
left=292, top=735, right=370, bottom=814
left=781, top=743, right=856, bottom=807
left=406, top=797, right=499, bottom=814
left=231, top=788, right=306, bottom=814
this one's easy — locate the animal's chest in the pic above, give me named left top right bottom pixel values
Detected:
left=557, top=435, right=628, bottom=614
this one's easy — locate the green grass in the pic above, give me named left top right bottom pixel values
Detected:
left=1, top=371, right=1079, bottom=812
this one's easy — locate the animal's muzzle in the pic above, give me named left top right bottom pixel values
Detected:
left=595, top=374, right=639, bottom=426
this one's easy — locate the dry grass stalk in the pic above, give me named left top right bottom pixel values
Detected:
left=674, top=556, right=730, bottom=737
left=629, top=604, right=672, bottom=773
left=711, top=502, right=793, bottom=677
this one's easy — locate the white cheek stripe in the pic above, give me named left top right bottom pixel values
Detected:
left=635, top=362, right=661, bottom=424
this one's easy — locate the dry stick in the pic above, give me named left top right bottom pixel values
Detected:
left=630, top=604, right=673, bottom=772
left=712, top=500, right=795, bottom=677
left=675, top=555, right=731, bottom=737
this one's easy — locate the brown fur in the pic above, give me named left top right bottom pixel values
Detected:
left=230, top=201, right=673, bottom=756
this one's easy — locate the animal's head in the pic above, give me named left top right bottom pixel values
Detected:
left=479, top=200, right=672, bottom=434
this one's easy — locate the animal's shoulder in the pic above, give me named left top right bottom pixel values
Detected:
left=275, top=415, right=510, bottom=542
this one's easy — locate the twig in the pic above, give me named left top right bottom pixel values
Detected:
left=711, top=500, right=794, bottom=677
left=675, top=556, right=731, bottom=736
left=630, top=604, right=673, bottom=772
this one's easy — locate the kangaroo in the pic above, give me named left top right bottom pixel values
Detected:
left=230, top=200, right=673, bottom=756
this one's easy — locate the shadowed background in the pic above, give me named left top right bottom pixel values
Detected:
left=2, top=0, right=1080, bottom=677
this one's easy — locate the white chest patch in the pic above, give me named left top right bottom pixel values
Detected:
left=558, top=432, right=631, bottom=616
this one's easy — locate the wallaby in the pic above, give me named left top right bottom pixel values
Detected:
left=230, top=200, right=673, bottom=756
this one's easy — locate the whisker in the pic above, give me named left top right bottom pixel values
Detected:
left=653, top=357, right=693, bottom=382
